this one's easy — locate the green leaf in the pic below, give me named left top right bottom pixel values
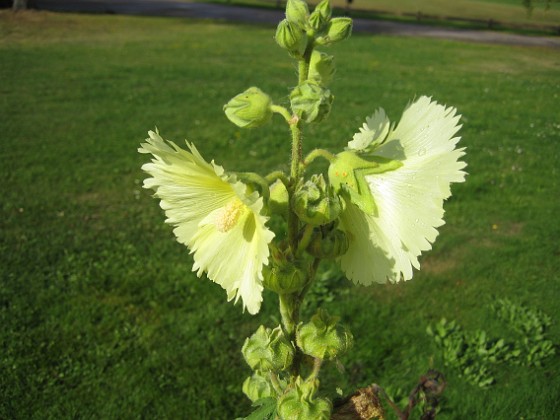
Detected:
left=243, top=397, right=277, bottom=420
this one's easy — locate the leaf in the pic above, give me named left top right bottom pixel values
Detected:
left=243, top=397, right=277, bottom=420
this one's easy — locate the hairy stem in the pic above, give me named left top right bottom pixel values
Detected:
left=304, top=148, right=337, bottom=165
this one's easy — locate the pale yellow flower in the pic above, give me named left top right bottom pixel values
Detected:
left=331, top=96, right=467, bottom=285
left=139, top=131, right=274, bottom=314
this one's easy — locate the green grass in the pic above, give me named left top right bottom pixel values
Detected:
left=1, top=10, right=560, bottom=419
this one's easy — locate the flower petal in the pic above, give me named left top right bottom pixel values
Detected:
left=139, top=130, right=274, bottom=313
left=348, top=108, right=391, bottom=151
left=339, top=97, right=466, bottom=284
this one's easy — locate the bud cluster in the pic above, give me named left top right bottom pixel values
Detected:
left=276, top=0, right=352, bottom=52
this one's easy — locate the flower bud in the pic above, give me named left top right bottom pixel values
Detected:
left=224, top=87, right=273, bottom=128
left=316, top=17, right=352, bottom=45
left=268, top=179, right=289, bottom=219
left=308, top=51, right=335, bottom=85
left=263, top=262, right=307, bottom=294
left=292, top=174, right=342, bottom=225
left=277, top=377, right=332, bottom=420
left=275, top=19, right=307, bottom=57
left=309, top=0, right=331, bottom=32
left=242, top=372, right=277, bottom=402
left=242, top=325, right=294, bottom=372
left=296, top=309, right=353, bottom=360
left=264, top=245, right=310, bottom=293
left=290, top=81, right=333, bottom=123
left=285, top=0, right=309, bottom=29
left=307, top=228, right=349, bottom=259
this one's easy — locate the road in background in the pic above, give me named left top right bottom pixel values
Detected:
left=31, top=0, right=560, bottom=48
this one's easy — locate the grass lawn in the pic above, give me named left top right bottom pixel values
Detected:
left=213, top=0, right=560, bottom=29
left=1, top=9, right=559, bottom=419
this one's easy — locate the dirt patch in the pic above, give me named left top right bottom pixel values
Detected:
left=421, top=255, right=458, bottom=275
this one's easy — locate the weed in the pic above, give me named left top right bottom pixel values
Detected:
left=428, top=300, right=555, bottom=387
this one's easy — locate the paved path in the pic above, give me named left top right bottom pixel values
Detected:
left=34, top=0, right=560, bottom=48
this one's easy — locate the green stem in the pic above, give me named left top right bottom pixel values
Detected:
left=271, top=104, right=292, bottom=124
left=288, top=121, right=302, bottom=252
left=265, top=170, right=290, bottom=188
left=269, top=372, right=284, bottom=396
left=308, top=358, right=323, bottom=382
left=297, top=224, right=315, bottom=257
left=304, top=148, right=337, bottom=166
left=289, top=122, right=303, bottom=181
left=298, top=43, right=314, bottom=85
left=287, top=40, right=314, bottom=252
left=279, top=293, right=297, bottom=337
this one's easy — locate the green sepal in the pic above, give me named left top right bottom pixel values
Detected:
left=315, top=17, right=352, bottom=45
left=285, top=0, right=310, bottom=29
left=242, top=372, right=279, bottom=403
left=275, top=19, right=308, bottom=57
left=308, top=51, right=335, bottom=86
left=277, top=377, right=332, bottom=420
left=296, top=308, right=353, bottom=360
left=309, top=0, right=332, bottom=32
left=268, top=179, right=289, bottom=219
left=224, top=87, right=273, bottom=128
left=242, top=325, right=295, bottom=372
left=328, top=150, right=402, bottom=215
left=290, top=81, right=333, bottom=123
left=292, top=174, right=342, bottom=226
left=306, top=227, right=349, bottom=259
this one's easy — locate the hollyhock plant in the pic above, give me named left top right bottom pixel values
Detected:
left=139, top=0, right=465, bottom=417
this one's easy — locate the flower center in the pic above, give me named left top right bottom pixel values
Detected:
left=215, top=199, right=246, bottom=233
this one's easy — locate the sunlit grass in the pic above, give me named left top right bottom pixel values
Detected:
left=1, top=10, right=559, bottom=419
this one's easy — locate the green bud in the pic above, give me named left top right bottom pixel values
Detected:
left=268, top=179, right=289, bottom=219
left=275, top=19, right=307, bottom=57
left=263, top=262, right=307, bottom=294
left=224, top=87, right=273, bottom=128
left=296, top=309, right=353, bottom=360
left=316, top=17, right=352, bottom=45
left=308, top=51, right=335, bottom=85
left=263, top=245, right=309, bottom=293
left=285, top=0, right=310, bottom=29
left=307, top=228, right=349, bottom=259
left=242, top=372, right=277, bottom=402
left=277, top=377, right=332, bottom=420
left=292, top=174, right=342, bottom=225
left=309, top=0, right=332, bottom=32
left=242, top=325, right=294, bottom=372
left=290, top=81, right=333, bottom=123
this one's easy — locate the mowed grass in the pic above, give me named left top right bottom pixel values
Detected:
left=1, top=10, right=559, bottom=419
left=219, top=0, right=560, bottom=28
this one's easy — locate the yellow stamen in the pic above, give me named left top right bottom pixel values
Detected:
left=215, top=199, right=246, bottom=233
